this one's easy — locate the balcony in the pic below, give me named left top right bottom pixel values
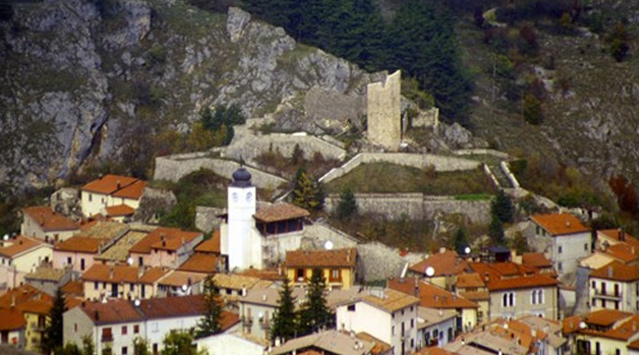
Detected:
left=259, top=318, right=270, bottom=330
left=242, top=316, right=253, bottom=327
left=101, top=334, right=113, bottom=343
left=592, top=289, right=622, bottom=300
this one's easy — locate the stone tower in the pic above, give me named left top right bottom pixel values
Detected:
left=367, top=70, right=402, bottom=151
left=226, top=167, right=257, bottom=271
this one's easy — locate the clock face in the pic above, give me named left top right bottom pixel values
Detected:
left=246, top=192, right=253, bottom=202
left=232, top=193, right=238, bottom=202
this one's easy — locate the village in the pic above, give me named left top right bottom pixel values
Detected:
left=2, top=71, right=639, bottom=355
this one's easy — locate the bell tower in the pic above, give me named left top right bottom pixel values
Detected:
left=226, top=167, right=257, bottom=270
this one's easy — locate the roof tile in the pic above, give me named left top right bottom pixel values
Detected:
left=22, top=206, right=79, bottom=232
left=0, top=235, right=46, bottom=258
left=530, top=213, right=590, bottom=236
left=590, top=260, right=639, bottom=281
left=254, top=203, right=310, bottom=223
left=81, top=174, right=139, bottom=195
left=286, top=248, right=356, bottom=268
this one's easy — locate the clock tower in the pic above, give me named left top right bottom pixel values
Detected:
left=226, top=167, right=257, bottom=270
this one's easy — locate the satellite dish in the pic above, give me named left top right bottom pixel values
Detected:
left=134, top=299, right=141, bottom=307
left=3, top=234, right=8, bottom=241
left=464, top=247, right=471, bottom=255
left=127, top=257, right=134, bottom=266
left=181, top=284, right=188, bottom=292
left=579, top=322, right=587, bottom=329
left=324, top=240, right=334, bottom=250
left=425, top=266, right=435, bottom=277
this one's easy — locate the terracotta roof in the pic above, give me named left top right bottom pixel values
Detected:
left=129, top=227, right=201, bottom=254
left=0, top=235, right=47, bottom=258
left=598, top=229, right=639, bottom=246
left=194, top=231, right=220, bottom=254
left=562, top=315, right=583, bottom=335
left=139, top=294, right=204, bottom=319
left=77, top=221, right=129, bottom=240
left=138, top=267, right=169, bottom=284
left=62, top=280, right=84, bottom=297
left=605, top=243, right=639, bottom=263
left=355, top=332, right=391, bottom=355
left=105, top=204, right=135, bottom=217
left=271, top=330, right=375, bottom=355
left=78, top=214, right=107, bottom=231
left=413, top=348, right=457, bottom=355
left=0, top=308, right=26, bottom=331
left=456, top=273, right=485, bottom=289
left=629, top=338, right=639, bottom=351
left=522, top=253, right=553, bottom=268
left=388, top=278, right=478, bottom=309
left=409, top=250, right=468, bottom=277
left=286, top=248, right=357, bottom=268
left=81, top=264, right=139, bottom=283
left=238, top=268, right=284, bottom=281
left=95, top=230, right=148, bottom=262
left=359, top=288, right=420, bottom=313
left=111, top=180, right=146, bottom=199
left=16, top=299, right=52, bottom=315
left=590, top=260, right=639, bottom=282
left=585, top=309, right=632, bottom=327
left=459, top=290, right=490, bottom=301
left=530, top=213, right=590, bottom=236
left=0, top=285, right=52, bottom=308
left=55, top=236, right=102, bottom=253
left=178, top=253, right=219, bottom=274
left=158, top=270, right=207, bottom=287
left=22, top=206, right=79, bottom=232
left=79, top=299, right=144, bottom=325
left=81, top=174, right=139, bottom=194
left=26, top=266, right=66, bottom=282
left=254, top=203, right=310, bottom=223
left=469, top=262, right=557, bottom=291
left=596, top=315, right=639, bottom=341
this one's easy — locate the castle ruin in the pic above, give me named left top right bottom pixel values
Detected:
left=367, top=70, right=402, bottom=151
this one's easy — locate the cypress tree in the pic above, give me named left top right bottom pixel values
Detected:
left=488, top=215, right=505, bottom=245
left=454, top=227, right=469, bottom=255
left=195, top=276, right=223, bottom=338
left=299, top=269, right=333, bottom=335
left=292, top=167, right=323, bottom=212
left=271, top=277, right=297, bottom=343
left=336, top=187, right=357, bottom=220
left=42, top=287, right=66, bottom=354
left=492, top=190, right=514, bottom=223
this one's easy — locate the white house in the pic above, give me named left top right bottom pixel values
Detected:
left=528, top=213, right=592, bottom=277
left=20, top=206, right=80, bottom=244
left=0, top=235, right=53, bottom=288
left=589, top=260, right=639, bottom=312
left=416, top=307, right=457, bottom=348
left=194, top=332, right=269, bottom=355
left=336, top=288, right=419, bottom=355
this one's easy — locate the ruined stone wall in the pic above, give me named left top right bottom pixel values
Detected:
left=319, top=153, right=481, bottom=183
left=195, top=206, right=225, bottom=233
left=357, top=242, right=406, bottom=282
left=154, top=154, right=287, bottom=190
left=324, top=193, right=492, bottom=224
left=412, top=107, right=440, bottom=128
left=367, top=70, right=401, bottom=150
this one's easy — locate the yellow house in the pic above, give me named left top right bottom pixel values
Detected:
left=408, top=249, right=469, bottom=290
left=285, top=248, right=357, bottom=290
left=20, top=206, right=79, bottom=244
left=80, top=174, right=146, bottom=217
left=0, top=235, right=53, bottom=288
left=574, top=310, right=639, bottom=355
left=81, top=264, right=167, bottom=301
left=17, top=299, right=51, bottom=352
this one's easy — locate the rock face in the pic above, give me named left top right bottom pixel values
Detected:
left=0, top=2, right=376, bottom=193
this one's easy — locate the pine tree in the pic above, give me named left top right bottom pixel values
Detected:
left=488, top=215, right=505, bottom=245
left=195, top=276, right=223, bottom=338
left=292, top=167, right=323, bottom=212
left=42, top=287, right=66, bottom=355
left=491, top=190, right=514, bottom=223
left=271, top=277, right=297, bottom=343
left=299, top=269, right=333, bottom=335
left=336, top=187, right=357, bottom=220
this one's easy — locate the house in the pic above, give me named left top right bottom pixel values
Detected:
left=336, top=288, right=419, bottom=355
left=93, top=227, right=151, bottom=265
left=20, top=206, right=79, bottom=243
left=213, top=273, right=274, bottom=304
left=589, top=260, right=639, bottom=312
left=454, top=272, right=489, bottom=325
left=53, top=236, right=103, bottom=273
left=0, top=284, right=56, bottom=351
left=177, top=253, right=223, bottom=275
left=24, top=266, right=72, bottom=296
left=80, top=174, right=146, bottom=217
left=0, top=307, right=26, bottom=348
left=469, top=261, right=559, bottom=321
left=408, top=249, right=469, bottom=290
left=155, top=270, right=207, bottom=297
left=81, top=264, right=167, bottom=300
left=238, top=287, right=305, bottom=340
left=16, top=298, right=53, bottom=351
left=571, top=309, right=639, bottom=355
left=527, top=213, right=591, bottom=277
left=63, top=295, right=239, bottom=355
left=128, top=227, right=203, bottom=269
left=285, top=248, right=358, bottom=290
left=0, top=235, right=53, bottom=288
left=269, top=330, right=380, bottom=355
left=521, top=252, right=556, bottom=275
left=517, top=315, right=567, bottom=355
left=416, top=307, right=457, bottom=348
left=388, top=278, right=478, bottom=334
left=104, top=204, right=136, bottom=223
left=195, top=332, right=269, bottom=355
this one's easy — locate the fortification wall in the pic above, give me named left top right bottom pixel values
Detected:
left=324, top=193, right=491, bottom=224
left=319, top=153, right=480, bottom=183
left=154, top=155, right=287, bottom=190
left=222, top=132, right=346, bottom=164
left=367, top=70, right=401, bottom=150
left=412, top=107, right=440, bottom=128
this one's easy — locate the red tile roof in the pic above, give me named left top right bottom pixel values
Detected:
left=286, top=248, right=357, bottom=268
left=105, top=204, right=135, bottom=217
left=629, top=338, right=639, bottom=351
left=194, top=230, right=220, bottom=254
left=0, top=308, right=27, bottom=331
left=597, top=315, right=639, bottom=341
left=157, top=271, right=207, bottom=287
left=111, top=180, right=146, bottom=200
left=562, top=315, right=583, bottom=335
left=55, top=236, right=102, bottom=253
left=522, top=253, right=553, bottom=268
left=388, top=278, right=478, bottom=309
left=409, top=250, right=468, bottom=277
left=605, top=243, right=639, bottom=264
left=0, top=285, right=52, bottom=308
left=0, top=235, right=46, bottom=258
left=79, top=299, right=144, bottom=325
left=81, top=174, right=139, bottom=194
left=81, top=264, right=139, bottom=283
left=254, top=203, right=310, bottom=223
left=139, top=294, right=205, bottom=319
left=138, top=267, right=169, bottom=284
left=129, top=227, right=201, bottom=254
left=591, top=260, right=639, bottom=281
left=456, top=273, right=485, bottom=289
left=469, top=262, right=557, bottom=291
left=16, top=299, right=52, bottom=315
left=598, top=229, right=639, bottom=246
left=530, top=213, right=590, bottom=236
left=22, top=206, right=79, bottom=232
left=178, top=253, right=219, bottom=274
left=585, top=309, right=632, bottom=327
left=62, top=280, right=84, bottom=297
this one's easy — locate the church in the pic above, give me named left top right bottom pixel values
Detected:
left=220, top=167, right=310, bottom=271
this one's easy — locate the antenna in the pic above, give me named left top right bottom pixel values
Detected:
left=425, top=267, right=435, bottom=277
left=324, top=240, right=334, bottom=250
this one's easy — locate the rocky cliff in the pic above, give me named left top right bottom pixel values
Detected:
left=0, top=0, right=377, bottom=192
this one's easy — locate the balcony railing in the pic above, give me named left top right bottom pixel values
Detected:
left=592, top=289, right=622, bottom=299
left=259, top=318, right=270, bottom=329
left=242, top=316, right=253, bottom=326
left=101, top=334, right=113, bottom=342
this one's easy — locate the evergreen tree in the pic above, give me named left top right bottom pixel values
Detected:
left=42, top=287, right=66, bottom=355
left=161, top=332, right=201, bottom=355
left=291, top=143, right=305, bottom=165
left=491, top=190, right=514, bottom=223
left=292, top=167, right=323, bottom=212
left=133, top=337, right=151, bottom=355
left=299, top=269, right=333, bottom=335
left=271, top=277, right=297, bottom=343
left=453, top=227, right=469, bottom=255
left=195, top=276, right=223, bottom=338
left=81, top=334, right=95, bottom=355
left=488, top=215, right=505, bottom=245
left=336, top=187, right=357, bottom=220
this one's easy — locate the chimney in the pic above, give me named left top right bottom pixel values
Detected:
left=262, top=294, right=267, bottom=302
left=241, top=285, right=247, bottom=297
left=109, top=266, right=114, bottom=279
left=346, top=249, right=351, bottom=262
left=608, top=266, right=614, bottom=278
left=137, top=265, right=144, bottom=278
left=619, top=228, right=625, bottom=241
left=116, top=180, right=121, bottom=189
left=11, top=295, right=15, bottom=308
left=566, top=220, right=570, bottom=227
left=187, top=277, right=192, bottom=286
left=484, top=272, right=490, bottom=283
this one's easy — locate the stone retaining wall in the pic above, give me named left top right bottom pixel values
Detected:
left=325, top=193, right=492, bottom=224
left=453, top=149, right=511, bottom=159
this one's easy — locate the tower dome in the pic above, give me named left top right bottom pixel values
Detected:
left=231, top=167, right=252, bottom=187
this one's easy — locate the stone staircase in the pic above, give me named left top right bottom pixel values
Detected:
left=487, top=162, right=513, bottom=189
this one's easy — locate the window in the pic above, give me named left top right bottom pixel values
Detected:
left=532, top=290, right=537, bottom=305
left=101, top=328, right=113, bottom=342
left=503, top=292, right=515, bottom=307
left=558, top=246, right=563, bottom=254
left=539, top=289, right=544, bottom=304
left=410, top=319, right=414, bottom=328
left=94, top=282, right=98, bottom=290
left=130, top=284, right=134, bottom=292
left=558, top=262, right=563, bottom=273
left=330, top=269, right=340, bottom=281
left=139, top=257, right=143, bottom=266
left=67, top=257, right=72, bottom=265
left=81, top=258, right=85, bottom=271
left=592, top=281, right=596, bottom=289
left=74, top=323, right=77, bottom=332
left=402, top=309, right=405, bottom=316
left=585, top=243, right=589, bottom=251
left=88, top=194, right=92, bottom=202
left=392, top=326, right=395, bottom=336
left=411, top=339, right=414, bottom=348
left=347, top=304, right=356, bottom=312
left=121, top=326, right=127, bottom=335
left=134, top=325, right=139, bottom=334
left=122, top=347, right=128, bottom=355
